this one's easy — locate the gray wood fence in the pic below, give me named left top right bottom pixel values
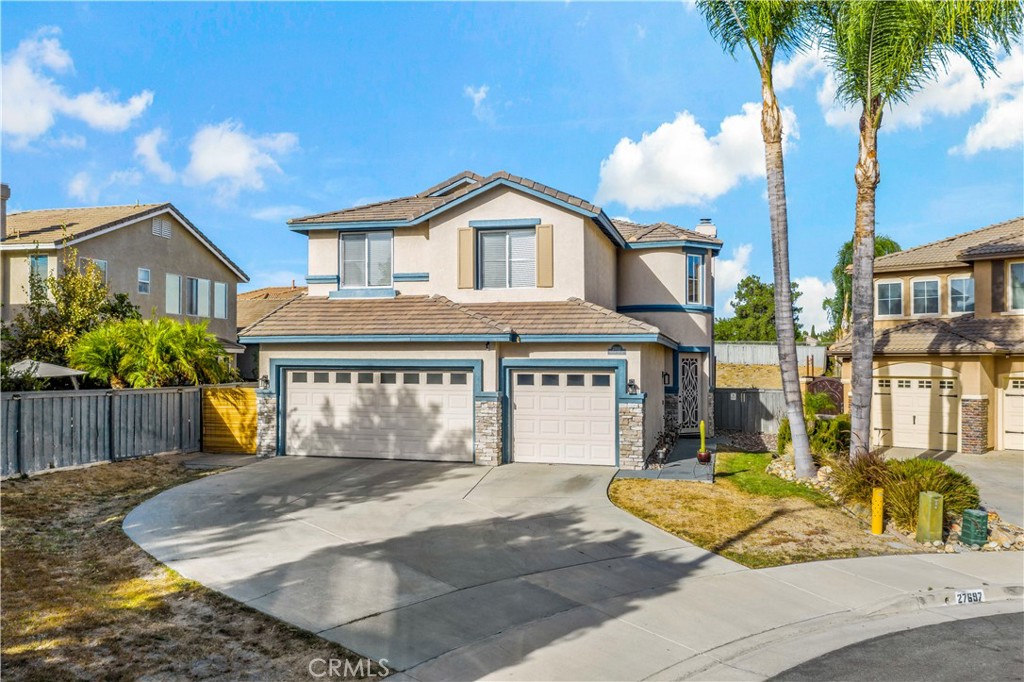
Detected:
left=714, top=388, right=787, bottom=433
left=715, top=342, right=827, bottom=369
left=1, top=387, right=201, bottom=477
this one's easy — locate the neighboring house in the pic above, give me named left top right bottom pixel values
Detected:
left=831, top=217, right=1024, bottom=453
left=0, top=189, right=249, bottom=355
left=236, top=284, right=307, bottom=379
left=239, top=170, right=722, bottom=469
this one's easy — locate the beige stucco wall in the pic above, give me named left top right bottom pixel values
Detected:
left=307, top=231, right=341, bottom=297
left=2, top=250, right=57, bottom=310
left=875, top=265, right=976, bottom=329
left=583, top=218, right=617, bottom=310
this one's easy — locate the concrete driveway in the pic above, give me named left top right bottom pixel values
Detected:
left=125, top=458, right=1024, bottom=680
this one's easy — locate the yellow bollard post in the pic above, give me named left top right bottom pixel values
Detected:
left=871, top=487, right=884, bottom=535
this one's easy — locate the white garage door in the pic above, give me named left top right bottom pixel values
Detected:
left=285, top=369, right=474, bottom=461
left=511, top=369, right=616, bottom=465
left=1003, top=379, right=1024, bottom=451
left=872, top=377, right=959, bottom=451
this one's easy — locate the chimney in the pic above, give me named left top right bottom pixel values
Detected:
left=695, top=217, right=717, bottom=238
left=1, top=183, right=9, bottom=241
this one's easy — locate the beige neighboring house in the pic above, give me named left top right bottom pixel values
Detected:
left=0, top=186, right=249, bottom=354
left=831, top=217, right=1024, bottom=454
left=236, top=285, right=306, bottom=379
left=239, top=170, right=723, bottom=469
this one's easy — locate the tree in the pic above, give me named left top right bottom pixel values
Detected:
left=71, top=317, right=236, bottom=389
left=814, top=0, right=1022, bottom=459
left=822, top=235, right=902, bottom=336
left=697, top=0, right=816, bottom=478
left=716, top=275, right=804, bottom=341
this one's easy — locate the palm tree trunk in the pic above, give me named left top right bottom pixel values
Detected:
left=849, top=104, right=881, bottom=460
left=761, top=82, right=815, bottom=479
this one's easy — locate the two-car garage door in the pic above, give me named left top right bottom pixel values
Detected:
left=285, top=369, right=474, bottom=461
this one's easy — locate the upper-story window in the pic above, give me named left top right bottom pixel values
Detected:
left=686, top=254, right=704, bottom=305
left=166, top=274, right=181, bottom=314
left=138, top=268, right=151, bottom=295
left=213, top=282, right=228, bottom=319
left=80, top=257, right=108, bottom=283
left=877, top=281, right=903, bottom=316
left=341, top=232, right=392, bottom=288
left=1010, top=262, right=1024, bottom=311
left=912, top=279, right=939, bottom=315
left=29, top=254, right=48, bottom=301
left=949, top=276, right=974, bottom=314
left=186, top=277, right=211, bottom=317
left=479, top=229, right=535, bottom=289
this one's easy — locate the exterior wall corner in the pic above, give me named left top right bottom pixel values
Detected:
left=618, top=401, right=646, bottom=470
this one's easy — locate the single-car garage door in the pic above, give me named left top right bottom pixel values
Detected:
left=873, top=377, right=959, bottom=451
left=285, top=369, right=474, bottom=461
left=511, top=369, right=616, bottom=465
left=1003, top=378, right=1024, bottom=451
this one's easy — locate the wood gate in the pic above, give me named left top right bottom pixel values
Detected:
left=202, top=385, right=257, bottom=454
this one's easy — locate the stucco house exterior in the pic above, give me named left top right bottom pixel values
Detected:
left=0, top=191, right=249, bottom=352
left=236, top=284, right=307, bottom=380
left=240, top=170, right=722, bottom=469
left=831, top=217, right=1024, bottom=454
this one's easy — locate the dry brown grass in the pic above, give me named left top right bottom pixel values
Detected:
left=1, top=454, right=374, bottom=681
left=716, top=363, right=819, bottom=389
left=609, top=452, right=914, bottom=569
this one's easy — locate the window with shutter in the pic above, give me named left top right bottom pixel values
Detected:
left=479, top=228, right=535, bottom=289
left=509, top=230, right=536, bottom=287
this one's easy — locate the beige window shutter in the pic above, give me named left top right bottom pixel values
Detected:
left=458, top=228, right=475, bottom=289
left=536, top=224, right=554, bottom=287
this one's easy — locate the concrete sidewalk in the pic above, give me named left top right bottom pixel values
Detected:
left=125, top=457, right=1023, bottom=681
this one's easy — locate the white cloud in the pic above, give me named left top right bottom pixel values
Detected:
left=596, top=104, right=797, bottom=211
left=2, top=27, right=153, bottom=148
left=134, top=127, right=176, bottom=183
left=463, top=84, right=495, bottom=125
left=49, top=133, right=86, bottom=149
left=183, top=120, right=298, bottom=200
left=776, top=43, right=1024, bottom=155
left=250, top=205, right=311, bottom=223
left=67, top=168, right=142, bottom=203
left=794, top=276, right=836, bottom=334
left=714, top=242, right=753, bottom=316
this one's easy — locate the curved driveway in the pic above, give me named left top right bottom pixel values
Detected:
left=125, top=458, right=1024, bottom=680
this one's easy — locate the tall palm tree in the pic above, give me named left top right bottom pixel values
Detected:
left=814, top=0, right=1022, bottom=458
left=698, top=0, right=816, bottom=478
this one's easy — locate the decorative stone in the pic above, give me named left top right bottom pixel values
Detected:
left=473, top=398, right=503, bottom=466
left=255, top=390, right=278, bottom=457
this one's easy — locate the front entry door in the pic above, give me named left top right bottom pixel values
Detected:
left=678, top=354, right=703, bottom=434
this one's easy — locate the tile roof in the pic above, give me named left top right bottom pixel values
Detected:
left=873, top=217, right=1023, bottom=272
left=238, top=295, right=665, bottom=340
left=237, top=286, right=307, bottom=329
left=3, top=203, right=167, bottom=245
left=611, top=219, right=722, bottom=246
left=957, top=231, right=1024, bottom=260
left=829, top=314, right=1024, bottom=356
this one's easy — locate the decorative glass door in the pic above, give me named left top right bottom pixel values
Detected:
left=679, top=355, right=702, bottom=433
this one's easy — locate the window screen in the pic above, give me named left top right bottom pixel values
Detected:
left=342, top=234, right=367, bottom=288
left=479, top=231, right=508, bottom=289
left=166, top=274, right=181, bottom=314
left=197, top=279, right=211, bottom=317
left=367, top=232, right=392, bottom=287
left=508, top=230, right=536, bottom=287
left=214, top=282, right=227, bottom=318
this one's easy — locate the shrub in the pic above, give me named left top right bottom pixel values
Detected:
left=883, top=458, right=980, bottom=531
left=826, top=450, right=889, bottom=505
left=777, top=416, right=792, bottom=455
left=810, top=414, right=851, bottom=456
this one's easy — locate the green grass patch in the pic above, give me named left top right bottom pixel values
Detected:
left=715, top=451, right=833, bottom=507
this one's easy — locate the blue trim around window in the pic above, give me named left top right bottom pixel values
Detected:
left=516, top=333, right=676, bottom=349
left=328, top=287, right=396, bottom=299
left=665, top=349, right=680, bottom=395
left=393, top=272, right=430, bottom=282
left=498, top=358, right=642, bottom=467
left=469, top=219, right=542, bottom=228
left=305, top=274, right=339, bottom=284
left=623, top=241, right=722, bottom=253
left=268, top=358, right=486, bottom=460
left=617, top=304, right=715, bottom=314
left=241, top=333, right=514, bottom=344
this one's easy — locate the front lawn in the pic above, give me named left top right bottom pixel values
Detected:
left=609, top=450, right=914, bottom=568
left=1, top=455, right=369, bottom=681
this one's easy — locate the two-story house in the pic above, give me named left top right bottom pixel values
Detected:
left=831, top=217, right=1024, bottom=454
left=239, top=170, right=722, bottom=469
left=0, top=190, right=250, bottom=353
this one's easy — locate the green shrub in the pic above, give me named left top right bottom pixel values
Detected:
left=826, top=450, right=889, bottom=505
left=778, top=412, right=851, bottom=458
left=883, top=459, right=980, bottom=531
left=777, top=417, right=792, bottom=455
left=803, top=391, right=838, bottom=420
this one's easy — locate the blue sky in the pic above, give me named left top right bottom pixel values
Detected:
left=3, top=2, right=1022, bottom=332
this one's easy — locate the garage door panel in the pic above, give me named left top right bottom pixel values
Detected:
left=1004, top=381, right=1024, bottom=450
left=874, top=375, right=958, bottom=451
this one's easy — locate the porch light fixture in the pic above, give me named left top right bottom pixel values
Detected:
left=259, top=374, right=270, bottom=390
left=627, top=379, right=639, bottom=395
left=662, top=371, right=671, bottom=386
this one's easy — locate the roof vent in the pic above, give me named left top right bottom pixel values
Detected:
left=696, top=218, right=717, bottom=238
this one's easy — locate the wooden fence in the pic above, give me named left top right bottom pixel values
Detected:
left=715, top=342, right=827, bottom=370
left=202, top=385, right=257, bottom=454
left=714, top=388, right=788, bottom=433
left=1, top=387, right=202, bottom=478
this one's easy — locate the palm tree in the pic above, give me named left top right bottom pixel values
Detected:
left=823, top=235, right=902, bottom=337
left=68, top=324, right=129, bottom=389
left=698, top=0, right=816, bottom=478
left=814, top=0, right=1022, bottom=458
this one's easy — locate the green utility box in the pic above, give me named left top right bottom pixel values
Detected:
left=916, top=491, right=943, bottom=544
left=961, top=508, right=989, bottom=546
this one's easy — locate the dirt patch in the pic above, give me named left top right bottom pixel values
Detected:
left=716, top=363, right=819, bottom=389
left=1, top=454, right=378, bottom=681
left=609, top=452, right=915, bottom=569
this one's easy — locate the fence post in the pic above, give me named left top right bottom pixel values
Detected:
left=107, top=390, right=115, bottom=463
left=14, top=395, right=23, bottom=476
left=179, top=388, right=186, bottom=453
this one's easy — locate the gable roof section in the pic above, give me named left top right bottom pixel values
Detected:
left=829, top=314, right=1024, bottom=356
left=2, top=203, right=249, bottom=281
left=237, top=285, right=307, bottom=329
left=957, top=231, right=1024, bottom=261
left=465, top=298, right=663, bottom=337
left=611, top=219, right=722, bottom=249
left=287, top=170, right=628, bottom=247
left=873, top=217, right=1023, bottom=273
